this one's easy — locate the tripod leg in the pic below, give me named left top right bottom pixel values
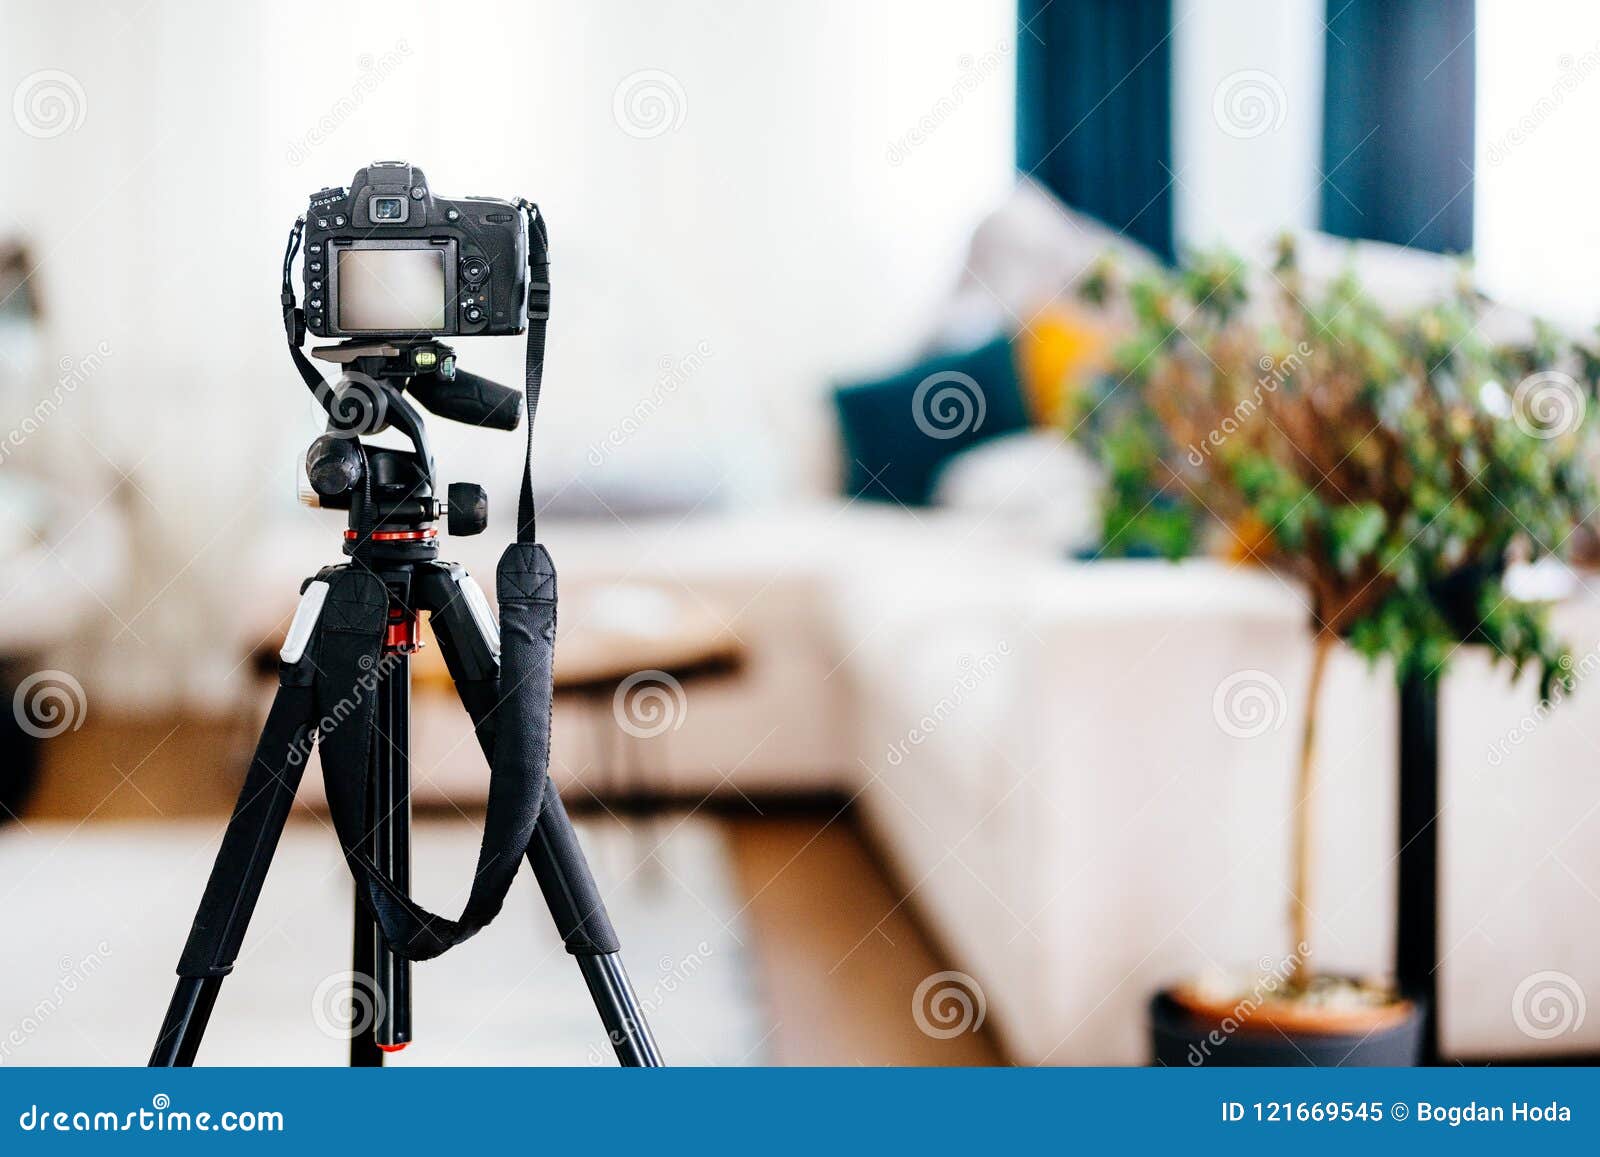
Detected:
left=149, top=687, right=314, bottom=1066
left=529, top=785, right=664, bottom=1067
left=366, top=617, right=413, bottom=1056
left=349, top=893, right=383, bottom=1067
left=419, top=561, right=664, bottom=1065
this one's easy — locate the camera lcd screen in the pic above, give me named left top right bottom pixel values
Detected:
left=336, top=247, right=446, bottom=332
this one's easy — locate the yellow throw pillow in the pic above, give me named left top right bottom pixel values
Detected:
left=1014, top=306, right=1115, bottom=426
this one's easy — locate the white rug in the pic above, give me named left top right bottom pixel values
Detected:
left=0, top=814, right=771, bottom=1066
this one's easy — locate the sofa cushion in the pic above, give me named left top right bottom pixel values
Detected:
left=833, top=337, right=1030, bottom=506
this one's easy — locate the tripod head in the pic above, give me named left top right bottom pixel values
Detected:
left=301, top=338, right=523, bottom=561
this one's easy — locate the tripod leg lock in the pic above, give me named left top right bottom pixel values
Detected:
left=279, top=580, right=330, bottom=663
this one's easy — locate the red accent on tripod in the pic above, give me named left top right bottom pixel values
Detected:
left=345, top=528, right=438, bottom=542
left=385, top=607, right=420, bottom=653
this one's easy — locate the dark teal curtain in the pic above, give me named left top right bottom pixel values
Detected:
left=1017, top=0, right=1175, bottom=262
left=1322, top=0, right=1476, bottom=253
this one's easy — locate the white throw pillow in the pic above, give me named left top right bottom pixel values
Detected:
left=930, top=429, right=1103, bottom=555
left=926, top=178, right=1160, bottom=354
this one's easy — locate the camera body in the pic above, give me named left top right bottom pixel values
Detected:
left=303, top=161, right=528, bottom=339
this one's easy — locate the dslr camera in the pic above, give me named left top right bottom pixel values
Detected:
left=302, top=161, right=529, bottom=339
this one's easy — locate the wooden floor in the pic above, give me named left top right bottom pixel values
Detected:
left=24, top=714, right=1004, bottom=1066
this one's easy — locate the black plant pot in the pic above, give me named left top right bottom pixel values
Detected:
left=1149, top=990, right=1425, bottom=1067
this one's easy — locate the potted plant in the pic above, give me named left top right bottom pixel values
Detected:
left=1074, top=241, right=1599, bottom=1065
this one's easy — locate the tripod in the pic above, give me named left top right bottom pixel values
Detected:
left=148, top=339, right=663, bottom=1067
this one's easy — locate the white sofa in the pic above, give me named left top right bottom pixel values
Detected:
left=243, top=501, right=1600, bottom=1065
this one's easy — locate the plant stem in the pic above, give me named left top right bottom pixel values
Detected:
left=1287, top=631, right=1334, bottom=993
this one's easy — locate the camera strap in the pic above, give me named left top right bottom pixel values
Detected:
left=517, top=201, right=551, bottom=544
left=256, top=208, right=567, bottom=962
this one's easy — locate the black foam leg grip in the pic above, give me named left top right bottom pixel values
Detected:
left=528, top=784, right=621, bottom=955
left=176, top=686, right=313, bottom=977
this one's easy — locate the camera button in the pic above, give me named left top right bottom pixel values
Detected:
left=464, top=306, right=484, bottom=324
left=333, top=214, right=347, bottom=226
left=446, top=208, right=460, bottom=221
left=308, top=242, right=323, bottom=254
left=316, top=217, right=328, bottom=228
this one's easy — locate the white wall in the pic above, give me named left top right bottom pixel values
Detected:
left=1474, top=0, right=1600, bottom=330
left=1172, top=0, right=1323, bottom=255
left=0, top=0, right=1016, bottom=705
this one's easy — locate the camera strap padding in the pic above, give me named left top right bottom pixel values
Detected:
left=311, top=550, right=558, bottom=961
